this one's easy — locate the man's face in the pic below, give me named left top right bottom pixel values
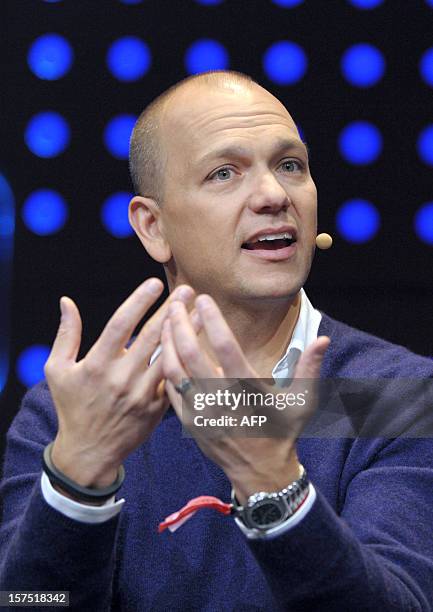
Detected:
left=158, top=82, right=317, bottom=304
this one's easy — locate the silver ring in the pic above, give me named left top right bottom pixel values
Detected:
left=174, top=378, right=194, bottom=396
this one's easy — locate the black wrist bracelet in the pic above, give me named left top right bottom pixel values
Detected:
left=43, top=441, right=125, bottom=503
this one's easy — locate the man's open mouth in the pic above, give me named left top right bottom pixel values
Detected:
left=241, top=232, right=296, bottom=251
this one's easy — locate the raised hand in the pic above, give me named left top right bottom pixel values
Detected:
left=44, top=279, right=195, bottom=496
left=161, top=295, right=329, bottom=503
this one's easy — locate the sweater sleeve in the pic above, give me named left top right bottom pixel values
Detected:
left=246, top=437, right=433, bottom=611
left=0, top=382, right=121, bottom=612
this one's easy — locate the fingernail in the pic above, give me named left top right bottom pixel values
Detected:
left=178, top=287, right=193, bottom=301
left=148, top=279, right=162, bottom=294
left=196, top=295, right=212, bottom=310
left=173, top=285, right=193, bottom=301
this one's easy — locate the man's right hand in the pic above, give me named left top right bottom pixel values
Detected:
left=44, top=279, right=195, bottom=499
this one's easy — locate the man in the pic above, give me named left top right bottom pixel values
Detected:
left=1, top=70, right=433, bottom=610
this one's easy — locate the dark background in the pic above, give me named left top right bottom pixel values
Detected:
left=1, top=0, right=432, bottom=462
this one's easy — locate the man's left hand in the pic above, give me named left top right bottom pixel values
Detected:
left=160, top=294, right=330, bottom=504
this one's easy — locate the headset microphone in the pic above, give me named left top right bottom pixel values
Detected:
left=315, top=233, right=333, bottom=250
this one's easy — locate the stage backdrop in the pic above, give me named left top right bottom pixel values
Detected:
left=1, top=0, right=432, bottom=459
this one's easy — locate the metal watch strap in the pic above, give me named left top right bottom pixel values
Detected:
left=43, top=441, right=125, bottom=503
left=231, top=465, right=310, bottom=531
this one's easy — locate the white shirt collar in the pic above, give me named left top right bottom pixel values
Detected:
left=271, top=288, right=322, bottom=381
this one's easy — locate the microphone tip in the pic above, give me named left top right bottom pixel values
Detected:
left=316, top=233, right=333, bottom=250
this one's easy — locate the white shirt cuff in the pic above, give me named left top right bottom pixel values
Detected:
left=40, top=471, right=125, bottom=524
left=234, top=483, right=316, bottom=540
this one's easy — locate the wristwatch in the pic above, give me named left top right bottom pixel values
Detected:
left=231, top=465, right=310, bottom=532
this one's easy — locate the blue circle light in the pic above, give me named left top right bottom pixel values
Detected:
left=417, top=125, right=433, bottom=166
left=185, top=39, right=229, bottom=74
left=16, top=345, right=51, bottom=388
left=22, top=189, right=68, bottom=235
left=341, top=43, right=385, bottom=87
left=107, top=36, right=151, bottom=82
left=25, top=111, right=70, bottom=158
left=104, top=114, right=137, bottom=159
left=263, top=41, right=307, bottom=85
left=347, top=0, right=384, bottom=8
left=0, top=174, right=15, bottom=239
left=414, top=202, right=433, bottom=245
left=28, top=34, right=73, bottom=80
left=194, top=0, right=224, bottom=4
left=420, top=48, right=433, bottom=88
left=271, top=0, right=304, bottom=6
left=336, top=199, right=380, bottom=243
left=101, top=192, right=134, bottom=238
left=339, top=121, right=382, bottom=165
left=119, top=0, right=143, bottom=3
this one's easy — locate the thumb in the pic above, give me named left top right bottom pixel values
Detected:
left=49, top=296, right=83, bottom=364
left=293, top=336, right=330, bottom=380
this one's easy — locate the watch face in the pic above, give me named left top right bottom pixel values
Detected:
left=249, top=500, right=285, bottom=528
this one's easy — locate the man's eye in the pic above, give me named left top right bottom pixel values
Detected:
left=280, top=159, right=303, bottom=173
left=209, top=167, right=233, bottom=181
left=208, top=160, right=303, bottom=181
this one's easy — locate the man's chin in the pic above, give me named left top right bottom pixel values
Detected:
left=235, top=278, right=304, bottom=303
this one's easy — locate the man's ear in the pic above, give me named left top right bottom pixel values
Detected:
left=128, top=196, right=172, bottom=263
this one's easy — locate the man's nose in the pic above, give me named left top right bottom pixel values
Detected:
left=246, top=172, right=290, bottom=214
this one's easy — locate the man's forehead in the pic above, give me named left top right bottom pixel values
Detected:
left=163, top=80, right=292, bottom=125
left=161, top=81, right=298, bottom=151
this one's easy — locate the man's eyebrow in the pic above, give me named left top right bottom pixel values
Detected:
left=196, top=138, right=310, bottom=167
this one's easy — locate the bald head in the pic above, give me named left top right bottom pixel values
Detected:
left=129, top=70, right=259, bottom=204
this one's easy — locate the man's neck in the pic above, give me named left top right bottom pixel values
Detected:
left=197, top=293, right=301, bottom=379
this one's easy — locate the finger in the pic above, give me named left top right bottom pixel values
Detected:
left=167, top=301, right=218, bottom=378
left=140, top=356, right=168, bottom=405
left=48, top=296, right=83, bottom=365
left=86, top=278, right=165, bottom=363
left=195, top=295, right=252, bottom=378
left=125, top=285, right=196, bottom=368
left=161, top=318, right=191, bottom=386
left=134, top=357, right=171, bottom=420
left=189, top=308, right=203, bottom=335
left=164, top=379, right=183, bottom=421
left=164, top=369, right=196, bottom=434
left=155, top=379, right=166, bottom=401
left=293, top=336, right=330, bottom=380
left=141, top=305, right=203, bottom=371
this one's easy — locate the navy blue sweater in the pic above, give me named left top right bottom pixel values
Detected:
left=1, top=313, right=433, bottom=611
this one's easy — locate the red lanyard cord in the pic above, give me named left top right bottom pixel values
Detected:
left=158, top=496, right=233, bottom=533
